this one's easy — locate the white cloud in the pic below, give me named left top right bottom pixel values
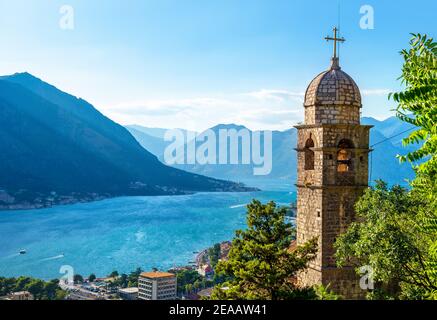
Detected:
left=103, top=87, right=392, bottom=131
left=103, top=90, right=304, bottom=131
left=361, top=89, right=391, bottom=96
left=107, top=98, right=233, bottom=116
left=243, top=89, right=305, bottom=102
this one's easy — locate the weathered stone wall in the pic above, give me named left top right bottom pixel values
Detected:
left=322, top=268, right=365, bottom=299
left=296, top=125, right=371, bottom=187
left=296, top=127, right=323, bottom=187
left=298, top=267, right=365, bottom=299
left=321, top=187, right=366, bottom=267
left=321, top=125, right=370, bottom=148
left=305, top=105, right=361, bottom=125
left=296, top=186, right=323, bottom=270
left=321, top=125, right=371, bottom=186
left=297, top=267, right=322, bottom=289
left=295, top=123, right=371, bottom=299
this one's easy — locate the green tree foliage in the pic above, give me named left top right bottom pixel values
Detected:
left=208, top=243, right=222, bottom=269
left=193, top=280, right=201, bottom=291
left=107, top=281, right=118, bottom=292
left=88, top=274, right=96, bottom=282
left=108, top=273, right=129, bottom=289
left=393, top=33, right=437, bottom=298
left=127, top=268, right=142, bottom=287
left=212, top=271, right=231, bottom=286
left=117, top=274, right=129, bottom=288
left=314, top=284, right=342, bottom=300
left=25, top=279, right=45, bottom=300
left=201, top=278, right=210, bottom=289
left=410, top=174, right=437, bottom=299
left=73, top=274, right=84, bottom=284
left=335, top=181, right=436, bottom=299
left=211, top=200, right=317, bottom=300
left=55, top=289, right=68, bottom=300
left=185, top=283, right=193, bottom=295
left=175, top=269, right=203, bottom=295
left=335, top=33, right=437, bottom=300
left=44, top=280, right=61, bottom=300
left=0, top=277, right=15, bottom=296
left=389, top=33, right=437, bottom=176
left=0, top=277, right=67, bottom=300
left=14, top=276, right=32, bottom=291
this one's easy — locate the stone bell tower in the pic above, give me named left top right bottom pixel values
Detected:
left=295, top=28, right=372, bottom=299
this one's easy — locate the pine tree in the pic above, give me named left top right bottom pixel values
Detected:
left=211, top=200, right=317, bottom=300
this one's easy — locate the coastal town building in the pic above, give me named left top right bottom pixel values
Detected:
left=138, top=271, right=177, bottom=300
left=295, top=27, right=371, bottom=299
left=67, top=289, right=104, bottom=300
left=197, top=264, right=213, bottom=277
left=0, top=291, right=34, bottom=301
left=118, top=287, right=139, bottom=300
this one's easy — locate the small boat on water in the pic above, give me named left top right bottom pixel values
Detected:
left=19, top=249, right=26, bottom=255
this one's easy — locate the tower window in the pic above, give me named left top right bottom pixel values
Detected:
left=304, top=136, right=315, bottom=170
left=337, top=139, right=354, bottom=172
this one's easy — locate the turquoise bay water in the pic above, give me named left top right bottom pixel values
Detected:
left=0, top=180, right=295, bottom=280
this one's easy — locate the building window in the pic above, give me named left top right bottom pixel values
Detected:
left=304, top=136, right=315, bottom=170
left=337, top=139, right=353, bottom=172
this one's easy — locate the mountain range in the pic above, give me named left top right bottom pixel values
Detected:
left=127, top=118, right=416, bottom=186
left=0, top=72, right=416, bottom=210
left=0, top=73, right=252, bottom=209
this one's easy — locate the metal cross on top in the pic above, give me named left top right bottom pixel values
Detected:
left=325, top=27, right=345, bottom=59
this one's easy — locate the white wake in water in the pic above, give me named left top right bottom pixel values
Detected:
left=40, top=254, right=65, bottom=262
left=229, top=204, right=247, bottom=209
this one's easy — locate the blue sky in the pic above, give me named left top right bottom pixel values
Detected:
left=0, top=0, right=435, bottom=131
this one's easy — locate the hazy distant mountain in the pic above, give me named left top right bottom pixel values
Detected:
left=172, top=124, right=288, bottom=181
left=362, top=116, right=416, bottom=150
left=125, top=125, right=170, bottom=140
left=125, top=127, right=168, bottom=161
left=128, top=123, right=296, bottom=181
left=127, top=118, right=416, bottom=186
left=0, top=73, right=252, bottom=209
left=174, top=124, right=297, bottom=181
left=126, top=125, right=196, bottom=140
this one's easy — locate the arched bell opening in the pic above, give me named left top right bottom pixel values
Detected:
left=337, top=139, right=354, bottom=173
left=304, top=136, right=315, bottom=171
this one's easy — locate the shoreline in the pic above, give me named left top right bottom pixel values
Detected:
left=0, top=188, right=261, bottom=212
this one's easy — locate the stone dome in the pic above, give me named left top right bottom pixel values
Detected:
left=304, top=59, right=361, bottom=108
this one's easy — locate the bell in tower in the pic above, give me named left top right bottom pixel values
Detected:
left=295, top=27, right=372, bottom=299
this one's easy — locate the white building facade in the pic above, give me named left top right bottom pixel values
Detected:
left=138, top=271, right=177, bottom=300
